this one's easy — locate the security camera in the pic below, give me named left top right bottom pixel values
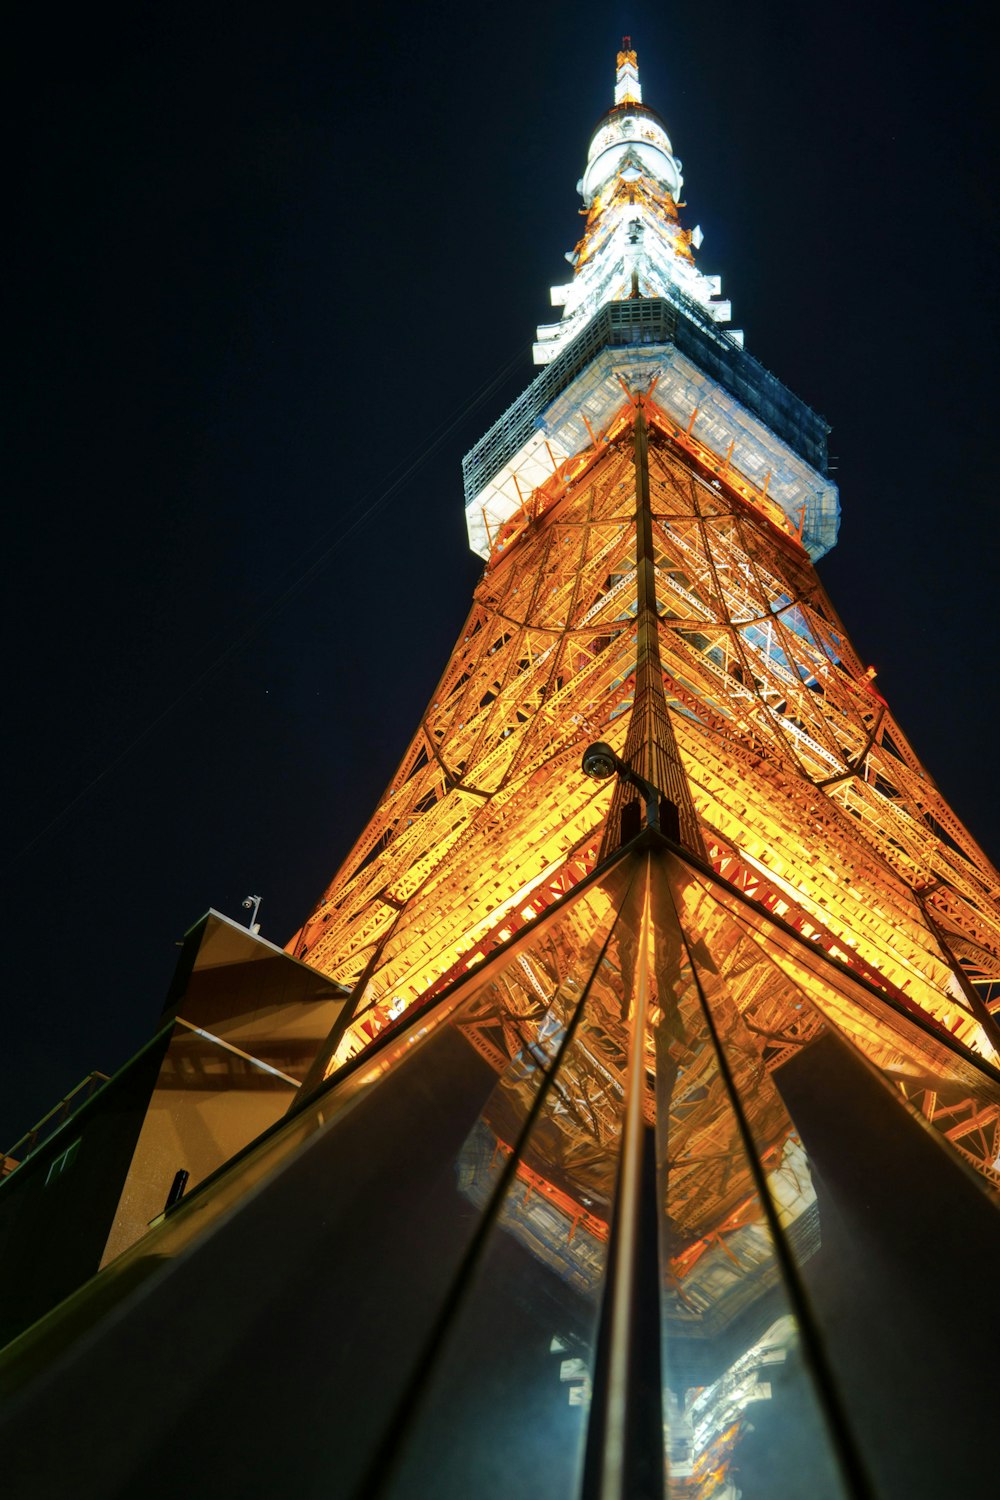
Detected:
left=581, top=741, right=620, bottom=780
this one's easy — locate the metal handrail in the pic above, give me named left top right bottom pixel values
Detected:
left=1, top=1071, right=110, bottom=1175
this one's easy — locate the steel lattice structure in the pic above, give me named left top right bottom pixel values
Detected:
left=289, top=385, right=1000, bottom=1079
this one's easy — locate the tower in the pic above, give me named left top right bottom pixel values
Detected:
left=3, top=42, right=1000, bottom=1500
left=287, top=43, right=1000, bottom=1085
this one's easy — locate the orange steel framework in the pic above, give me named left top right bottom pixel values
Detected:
left=286, top=378, right=1000, bottom=1189
left=291, top=403, right=998, bottom=979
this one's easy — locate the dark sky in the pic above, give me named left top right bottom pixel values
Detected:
left=4, top=1, right=998, bottom=1147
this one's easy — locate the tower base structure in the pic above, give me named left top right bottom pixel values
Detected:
left=2, top=834, right=999, bottom=1500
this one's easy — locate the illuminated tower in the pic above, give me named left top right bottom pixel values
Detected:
left=289, top=45, right=1000, bottom=1083
left=4, top=43, right=1000, bottom=1500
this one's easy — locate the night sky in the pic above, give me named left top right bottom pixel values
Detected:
left=4, top=1, right=997, bottom=1148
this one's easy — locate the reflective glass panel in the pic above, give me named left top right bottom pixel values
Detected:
left=381, top=866, right=644, bottom=1498
left=650, top=856, right=850, bottom=1500
left=0, top=858, right=636, bottom=1500
left=663, top=852, right=1000, bottom=1500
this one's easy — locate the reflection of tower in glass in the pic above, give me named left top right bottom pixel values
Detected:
left=4, top=41, right=1000, bottom=1500
left=666, top=1317, right=797, bottom=1481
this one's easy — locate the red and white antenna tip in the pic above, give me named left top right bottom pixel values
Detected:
left=615, top=41, right=641, bottom=105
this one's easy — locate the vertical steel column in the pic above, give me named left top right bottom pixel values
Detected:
left=583, top=858, right=664, bottom=1500
left=601, top=398, right=704, bottom=859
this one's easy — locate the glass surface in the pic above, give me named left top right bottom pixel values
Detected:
left=650, top=857, right=850, bottom=1500
left=382, top=866, right=643, bottom=1498
left=101, top=1022, right=299, bottom=1266
left=89, top=861, right=632, bottom=1285
left=10, top=844, right=998, bottom=1500
left=167, top=911, right=349, bottom=1084
left=661, top=851, right=1000, bottom=1499
left=2, top=856, right=637, bottom=1498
